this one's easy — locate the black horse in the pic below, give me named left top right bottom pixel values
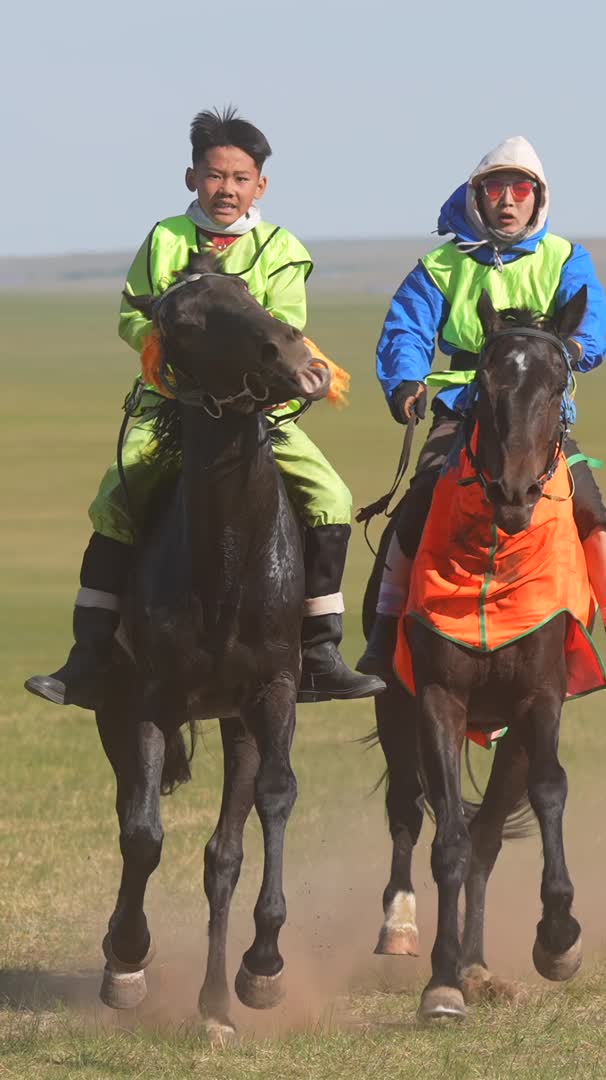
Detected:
left=363, top=287, right=592, bottom=1020
left=95, top=252, right=332, bottom=1041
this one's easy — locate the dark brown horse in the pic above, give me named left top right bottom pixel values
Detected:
left=95, top=252, right=330, bottom=1041
left=363, top=287, right=592, bottom=1020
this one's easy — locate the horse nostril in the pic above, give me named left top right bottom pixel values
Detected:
left=526, top=483, right=542, bottom=503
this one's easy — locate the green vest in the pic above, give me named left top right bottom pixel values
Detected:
left=120, top=216, right=313, bottom=354
left=422, top=234, right=573, bottom=355
left=146, top=216, right=312, bottom=300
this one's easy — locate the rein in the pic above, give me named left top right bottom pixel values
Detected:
left=463, top=325, right=575, bottom=501
left=355, top=417, right=418, bottom=554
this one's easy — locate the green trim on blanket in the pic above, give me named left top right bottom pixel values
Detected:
left=566, top=452, right=603, bottom=470
left=479, top=523, right=498, bottom=651
left=403, top=610, right=606, bottom=701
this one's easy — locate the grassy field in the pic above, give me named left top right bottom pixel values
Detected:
left=3, top=289, right=606, bottom=1078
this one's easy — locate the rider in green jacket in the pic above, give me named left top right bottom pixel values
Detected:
left=26, top=107, right=384, bottom=709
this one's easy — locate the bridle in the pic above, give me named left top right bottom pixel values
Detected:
left=464, top=325, right=575, bottom=497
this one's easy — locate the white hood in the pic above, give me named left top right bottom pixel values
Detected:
left=465, top=135, right=549, bottom=245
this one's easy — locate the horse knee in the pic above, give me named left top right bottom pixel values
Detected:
left=120, top=820, right=164, bottom=871
left=528, top=763, right=568, bottom=815
left=204, top=836, right=243, bottom=897
left=255, top=767, right=297, bottom=822
left=431, top=826, right=471, bottom=886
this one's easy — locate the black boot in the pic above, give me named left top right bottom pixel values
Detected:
left=356, top=613, right=399, bottom=680
left=298, top=611, right=386, bottom=702
left=25, top=605, right=121, bottom=709
left=297, top=524, right=386, bottom=704
left=24, top=533, right=132, bottom=711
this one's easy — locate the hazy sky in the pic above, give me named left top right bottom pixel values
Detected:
left=4, top=0, right=603, bottom=256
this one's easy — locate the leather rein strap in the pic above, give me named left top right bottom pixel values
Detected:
left=355, top=417, right=417, bottom=554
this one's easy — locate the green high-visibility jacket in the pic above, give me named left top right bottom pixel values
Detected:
left=422, top=234, right=572, bottom=354
left=119, top=215, right=313, bottom=355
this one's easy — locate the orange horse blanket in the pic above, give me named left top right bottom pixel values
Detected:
left=395, top=435, right=606, bottom=703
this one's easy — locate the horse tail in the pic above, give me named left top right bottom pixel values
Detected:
left=460, top=741, right=536, bottom=839
left=364, top=720, right=536, bottom=841
left=161, top=719, right=198, bottom=795
left=416, top=742, right=536, bottom=840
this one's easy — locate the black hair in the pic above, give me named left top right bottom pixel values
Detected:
left=190, top=106, right=272, bottom=171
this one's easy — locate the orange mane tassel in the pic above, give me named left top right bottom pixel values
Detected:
left=304, top=337, right=351, bottom=408
left=140, top=330, right=176, bottom=398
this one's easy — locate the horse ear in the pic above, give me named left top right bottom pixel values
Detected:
left=553, top=286, right=587, bottom=339
left=122, top=290, right=155, bottom=320
left=477, top=290, right=500, bottom=337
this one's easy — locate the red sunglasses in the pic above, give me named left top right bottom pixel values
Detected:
left=480, top=178, right=537, bottom=203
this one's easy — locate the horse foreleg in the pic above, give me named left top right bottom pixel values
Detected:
left=416, top=683, right=469, bottom=1021
left=198, top=718, right=260, bottom=1042
left=99, top=704, right=165, bottom=1010
left=374, top=682, right=423, bottom=956
left=235, top=677, right=298, bottom=1011
left=461, top=731, right=529, bottom=1001
left=521, top=693, right=581, bottom=981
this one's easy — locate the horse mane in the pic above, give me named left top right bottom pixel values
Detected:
left=494, top=306, right=554, bottom=332
left=152, top=400, right=287, bottom=470
left=178, top=249, right=224, bottom=278
left=153, top=398, right=183, bottom=468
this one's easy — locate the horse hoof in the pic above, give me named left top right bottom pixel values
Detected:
left=100, top=965, right=148, bottom=1009
left=533, top=935, right=582, bottom=981
left=374, top=926, right=419, bottom=956
left=102, top=932, right=156, bottom=973
left=234, top=961, right=285, bottom=1010
left=417, top=985, right=466, bottom=1022
left=203, top=1017, right=237, bottom=1047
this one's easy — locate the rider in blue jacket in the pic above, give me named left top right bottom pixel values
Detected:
left=358, top=135, right=606, bottom=676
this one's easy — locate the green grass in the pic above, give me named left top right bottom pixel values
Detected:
left=3, top=291, right=606, bottom=1077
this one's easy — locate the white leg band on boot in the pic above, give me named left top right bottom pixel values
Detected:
left=76, top=588, right=121, bottom=612
left=303, top=592, right=345, bottom=617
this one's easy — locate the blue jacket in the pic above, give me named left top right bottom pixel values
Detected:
left=377, top=183, right=606, bottom=415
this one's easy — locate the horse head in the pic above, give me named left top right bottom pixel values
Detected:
left=474, top=285, right=587, bottom=535
left=125, top=251, right=330, bottom=415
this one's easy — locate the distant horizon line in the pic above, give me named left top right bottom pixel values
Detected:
left=5, top=233, right=606, bottom=262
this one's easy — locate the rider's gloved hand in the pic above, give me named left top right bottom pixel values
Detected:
left=565, top=338, right=583, bottom=370
left=389, top=381, right=427, bottom=425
